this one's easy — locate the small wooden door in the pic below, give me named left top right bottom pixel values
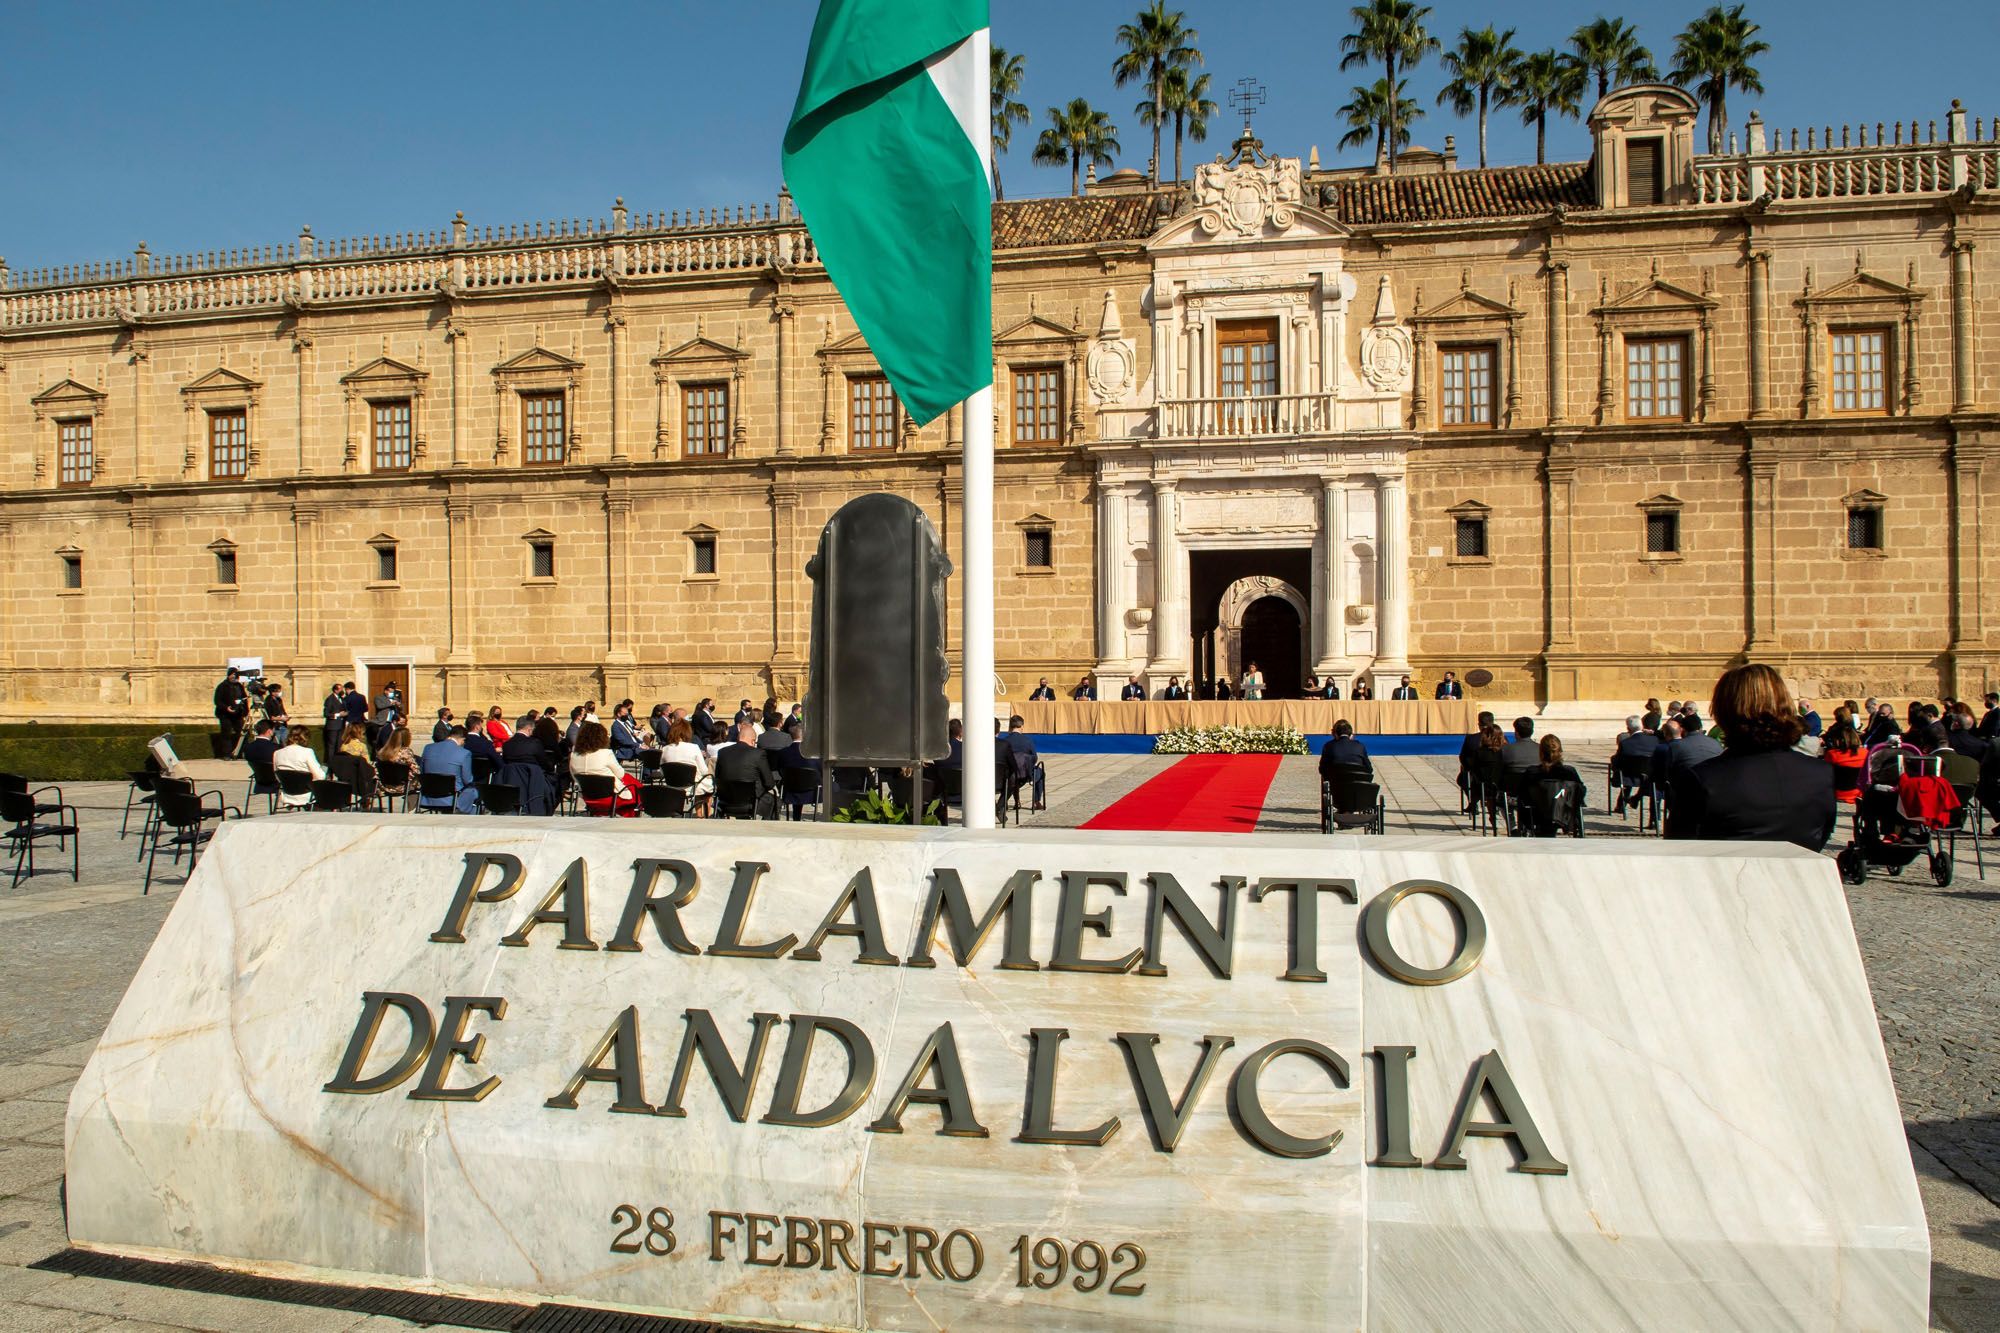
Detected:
left=363, top=663, right=411, bottom=717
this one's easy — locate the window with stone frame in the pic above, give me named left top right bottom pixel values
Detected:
left=1830, top=328, right=1890, bottom=415
left=1439, top=344, right=1497, bottom=428
left=1626, top=138, right=1664, bottom=206
left=213, top=546, right=238, bottom=586
left=1454, top=515, right=1489, bottom=558
left=372, top=399, right=413, bottom=472
left=59, top=551, right=82, bottom=590
left=529, top=539, right=556, bottom=580
left=58, top=419, right=94, bottom=486
left=1012, top=366, right=1063, bottom=445
left=1024, top=527, right=1054, bottom=569
left=691, top=533, right=717, bottom=575
left=683, top=382, right=730, bottom=457
left=377, top=544, right=399, bottom=582
left=849, top=375, right=898, bottom=451
left=208, top=408, right=249, bottom=479
left=1625, top=336, right=1688, bottom=420
left=521, top=391, right=567, bottom=465
left=1847, top=502, right=1885, bottom=551
left=1645, top=510, right=1680, bottom=554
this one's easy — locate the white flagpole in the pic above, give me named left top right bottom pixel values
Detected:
left=961, top=384, right=996, bottom=829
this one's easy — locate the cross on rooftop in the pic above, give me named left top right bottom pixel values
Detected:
left=1229, top=77, right=1267, bottom=133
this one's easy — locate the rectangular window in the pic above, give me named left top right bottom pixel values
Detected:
left=58, top=419, right=94, bottom=486
left=530, top=540, right=555, bottom=579
left=521, top=392, right=566, bottom=465
left=1847, top=505, right=1884, bottom=550
left=1012, top=366, right=1063, bottom=445
left=683, top=382, right=730, bottom=456
left=1830, top=328, right=1889, bottom=414
left=1024, top=528, right=1053, bottom=568
left=372, top=399, right=413, bottom=471
left=849, top=375, right=898, bottom=450
left=1645, top=511, right=1680, bottom=555
left=1627, top=139, right=1662, bottom=205
left=1440, top=345, right=1496, bottom=428
left=1626, top=337, right=1687, bottom=420
left=375, top=545, right=399, bottom=582
left=1454, top=516, right=1488, bottom=558
left=1217, top=319, right=1280, bottom=434
left=214, top=550, right=238, bottom=585
left=208, top=409, right=249, bottom=479
left=691, top=534, right=717, bottom=575
left=60, top=554, right=82, bottom=590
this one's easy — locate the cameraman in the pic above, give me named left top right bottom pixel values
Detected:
left=213, top=667, right=250, bottom=757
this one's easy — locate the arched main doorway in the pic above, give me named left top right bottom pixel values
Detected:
left=1240, top=597, right=1304, bottom=698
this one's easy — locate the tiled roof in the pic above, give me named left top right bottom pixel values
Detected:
left=1321, top=162, right=1597, bottom=225
left=993, top=194, right=1161, bottom=249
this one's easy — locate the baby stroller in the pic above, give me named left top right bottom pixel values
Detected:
left=1835, top=742, right=1959, bottom=886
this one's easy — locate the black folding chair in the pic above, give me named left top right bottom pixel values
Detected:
left=242, top=759, right=280, bottom=816
left=274, top=768, right=315, bottom=811
left=715, top=778, right=763, bottom=820
left=781, top=766, right=821, bottom=821
left=417, top=772, right=462, bottom=813
left=1, top=786, right=80, bottom=888
left=575, top=773, right=620, bottom=815
left=926, top=764, right=962, bottom=824
left=638, top=784, right=687, bottom=818
left=477, top=782, right=523, bottom=816
left=375, top=759, right=414, bottom=812
left=143, top=786, right=240, bottom=895
left=1321, top=778, right=1385, bottom=834
left=310, top=780, right=354, bottom=812
left=122, top=769, right=160, bottom=840
left=636, top=748, right=663, bottom=780
left=1521, top=777, right=1587, bottom=838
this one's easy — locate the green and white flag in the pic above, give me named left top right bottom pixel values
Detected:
left=783, top=0, right=992, bottom=427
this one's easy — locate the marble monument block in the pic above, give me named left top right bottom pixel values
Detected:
left=65, top=818, right=1927, bottom=1330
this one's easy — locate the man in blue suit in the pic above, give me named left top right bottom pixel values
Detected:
left=420, top=726, right=479, bottom=813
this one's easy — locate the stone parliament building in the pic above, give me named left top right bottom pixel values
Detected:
left=2, top=85, right=1997, bottom=723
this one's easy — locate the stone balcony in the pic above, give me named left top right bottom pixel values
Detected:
left=1098, top=391, right=1348, bottom=444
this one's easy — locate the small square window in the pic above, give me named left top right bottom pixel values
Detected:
left=214, top=550, right=238, bottom=586
left=691, top=535, right=717, bottom=575
left=1024, top=528, right=1053, bottom=568
left=376, top=545, right=399, bottom=582
left=1645, top=511, right=1680, bottom=554
left=60, top=554, right=82, bottom=590
left=530, top=541, right=555, bottom=579
left=1847, top=505, right=1883, bottom=550
left=1454, top=516, right=1488, bottom=558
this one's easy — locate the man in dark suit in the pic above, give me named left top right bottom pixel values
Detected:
left=691, top=699, right=719, bottom=746
left=713, top=722, right=779, bottom=817
left=432, top=708, right=455, bottom=743
left=1070, top=677, right=1096, bottom=702
left=1120, top=676, right=1145, bottom=701
left=1612, top=714, right=1661, bottom=813
left=243, top=719, right=280, bottom=772
left=1028, top=678, right=1056, bottom=702
left=1435, top=671, right=1464, bottom=700
left=213, top=668, right=250, bottom=756
left=733, top=699, right=757, bottom=726
left=1655, top=715, right=1722, bottom=787
left=462, top=725, right=500, bottom=773
left=1456, top=710, right=1495, bottom=796
left=1390, top=675, right=1419, bottom=701
left=1001, top=715, right=1045, bottom=809
left=341, top=681, right=369, bottom=737
left=501, top=718, right=546, bottom=768
left=1318, top=720, right=1372, bottom=782
left=1980, top=692, right=2000, bottom=738
left=1163, top=676, right=1187, bottom=700
left=939, top=718, right=964, bottom=770
left=1501, top=717, right=1541, bottom=777
left=609, top=702, right=643, bottom=761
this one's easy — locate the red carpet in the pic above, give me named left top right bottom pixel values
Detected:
left=1081, top=754, right=1282, bottom=833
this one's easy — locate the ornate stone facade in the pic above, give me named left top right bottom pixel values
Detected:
left=2, top=87, right=1997, bottom=720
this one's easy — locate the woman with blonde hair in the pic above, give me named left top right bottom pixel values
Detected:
left=1665, top=664, right=1836, bottom=849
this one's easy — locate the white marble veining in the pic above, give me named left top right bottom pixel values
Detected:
left=65, top=818, right=1926, bottom=1330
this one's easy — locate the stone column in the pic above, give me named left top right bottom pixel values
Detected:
left=1153, top=277, right=1176, bottom=400
left=607, top=312, right=629, bottom=461
left=603, top=487, right=635, bottom=698
left=445, top=318, right=468, bottom=466
left=1951, top=236, right=1977, bottom=413
left=1746, top=444, right=1780, bottom=654
left=1146, top=478, right=1188, bottom=688
left=771, top=483, right=805, bottom=674
left=444, top=488, right=475, bottom=704
left=1949, top=435, right=1988, bottom=680
left=772, top=294, right=795, bottom=456
left=1095, top=479, right=1130, bottom=676
left=1374, top=472, right=1412, bottom=682
left=1315, top=476, right=1349, bottom=677
left=1747, top=247, right=1771, bottom=419
left=1545, top=256, right=1569, bottom=426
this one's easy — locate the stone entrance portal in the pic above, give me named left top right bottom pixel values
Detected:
left=1187, top=551, right=1312, bottom=696
left=1240, top=596, right=1305, bottom=698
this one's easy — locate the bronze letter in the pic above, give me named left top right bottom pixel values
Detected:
left=1138, top=873, right=1241, bottom=978
left=707, top=862, right=797, bottom=959
left=1229, top=1038, right=1350, bottom=1159
left=1362, top=880, right=1487, bottom=986
left=903, top=1225, right=943, bottom=1279
left=1370, top=1045, right=1422, bottom=1168
left=762, top=1014, right=878, bottom=1128
left=905, top=867, right=1040, bottom=970
left=1249, top=878, right=1357, bottom=982
left=608, top=858, right=703, bottom=954
left=939, top=1229, right=983, bottom=1282
left=866, top=1023, right=988, bottom=1137
left=657, top=1009, right=783, bottom=1122
left=785, top=1216, right=821, bottom=1269
left=1050, top=870, right=1142, bottom=974
left=1114, top=1031, right=1236, bottom=1152
left=410, top=996, right=506, bottom=1102
left=323, top=991, right=435, bottom=1095
left=544, top=1006, right=653, bottom=1113
left=745, top=1213, right=781, bottom=1266
left=1431, top=1050, right=1568, bottom=1175
left=862, top=1222, right=900, bottom=1276
left=708, top=1210, right=743, bottom=1262
left=430, top=852, right=526, bottom=943
left=1018, top=1027, right=1120, bottom=1146
left=820, top=1219, right=859, bottom=1271
left=499, top=858, right=597, bottom=951
left=791, top=867, right=899, bottom=964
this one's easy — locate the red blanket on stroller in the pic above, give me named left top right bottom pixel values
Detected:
left=1896, top=774, right=1962, bottom=828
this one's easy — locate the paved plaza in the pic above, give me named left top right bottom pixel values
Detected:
left=1, top=746, right=1996, bottom=1330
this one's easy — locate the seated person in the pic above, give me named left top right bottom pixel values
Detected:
left=570, top=721, right=640, bottom=816
left=1000, top=715, right=1046, bottom=810
left=418, top=727, right=479, bottom=813
left=1318, top=720, right=1372, bottom=783
left=461, top=724, right=500, bottom=773
left=1611, top=714, right=1661, bottom=812
left=272, top=731, right=327, bottom=808
left=1070, top=676, right=1097, bottom=702
left=1120, top=675, right=1145, bottom=701
left=1028, top=678, right=1056, bottom=702
left=1520, top=735, right=1586, bottom=835
left=1349, top=678, right=1374, bottom=701
left=242, top=720, right=281, bottom=772
left=376, top=726, right=418, bottom=769
left=1163, top=676, right=1187, bottom=701
left=1456, top=711, right=1496, bottom=796
left=712, top=722, right=779, bottom=817
left=327, top=722, right=378, bottom=804
left=1500, top=717, right=1541, bottom=777
left=501, top=714, right=547, bottom=767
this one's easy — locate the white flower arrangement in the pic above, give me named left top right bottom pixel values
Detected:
left=1153, top=724, right=1308, bottom=755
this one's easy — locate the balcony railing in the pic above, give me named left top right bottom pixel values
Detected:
left=1691, top=105, right=1999, bottom=205
left=1101, top=392, right=1338, bottom=442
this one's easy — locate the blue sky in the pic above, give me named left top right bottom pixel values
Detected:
left=3, top=1, right=1995, bottom=272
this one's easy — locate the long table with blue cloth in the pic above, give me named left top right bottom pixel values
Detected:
left=1013, top=699, right=1479, bottom=736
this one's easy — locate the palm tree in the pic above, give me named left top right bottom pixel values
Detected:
left=1669, top=4, right=1768, bottom=153
left=1338, top=78, right=1422, bottom=162
left=990, top=47, right=1029, bottom=201
left=1112, top=3, right=1200, bottom=187
left=1436, top=26, right=1521, bottom=169
left=1507, top=49, right=1585, bottom=164
left=1139, top=67, right=1218, bottom=185
left=1033, top=99, right=1122, bottom=197
left=1339, top=0, right=1439, bottom=172
left=1570, top=17, right=1657, bottom=104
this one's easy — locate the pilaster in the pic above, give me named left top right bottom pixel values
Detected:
left=1372, top=470, right=1412, bottom=684
left=1146, top=477, right=1188, bottom=684
left=1745, top=439, right=1781, bottom=655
